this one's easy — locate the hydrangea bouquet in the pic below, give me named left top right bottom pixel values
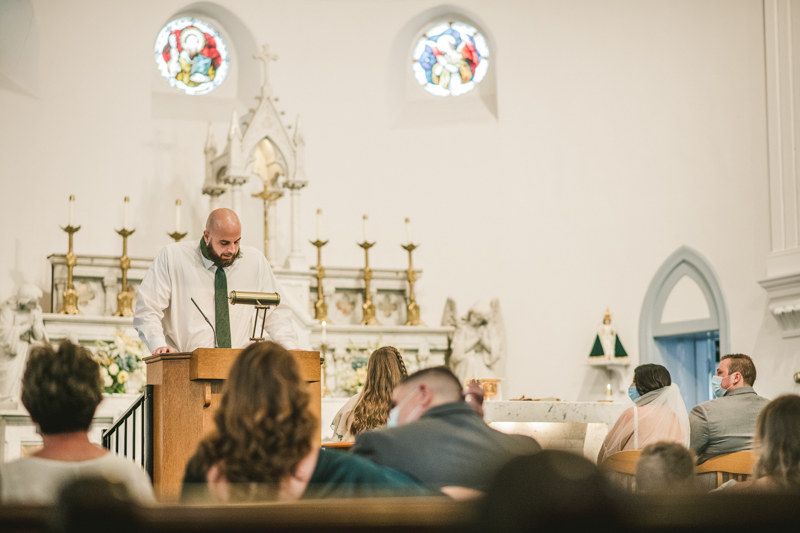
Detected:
left=92, top=330, right=147, bottom=394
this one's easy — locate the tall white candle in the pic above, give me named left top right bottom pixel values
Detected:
left=68, top=195, right=75, bottom=226
left=405, top=217, right=411, bottom=245
left=321, top=321, right=327, bottom=343
left=123, top=197, right=130, bottom=229
left=175, top=199, right=182, bottom=232
left=316, top=209, right=322, bottom=241
left=362, top=214, right=368, bottom=242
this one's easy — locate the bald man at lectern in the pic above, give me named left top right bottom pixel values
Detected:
left=134, top=209, right=298, bottom=354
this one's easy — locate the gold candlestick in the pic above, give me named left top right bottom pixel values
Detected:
left=402, top=243, right=425, bottom=326
left=320, top=343, right=331, bottom=397
left=310, top=239, right=331, bottom=323
left=58, top=224, right=82, bottom=315
left=113, top=228, right=136, bottom=317
left=167, top=231, right=187, bottom=242
left=358, top=241, right=380, bottom=325
left=252, top=185, right=282, bottom=258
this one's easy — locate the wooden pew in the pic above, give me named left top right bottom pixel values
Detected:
left=5, top=493, right=800, bottom=532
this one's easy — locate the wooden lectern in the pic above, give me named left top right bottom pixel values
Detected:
left=143, top=348, right=321, bottom=500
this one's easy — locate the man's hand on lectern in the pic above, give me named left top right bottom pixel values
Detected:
left=153, top=346, right=176, bottom=355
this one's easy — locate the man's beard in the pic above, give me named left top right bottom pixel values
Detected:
left=207, top=241, right=242, bottom=268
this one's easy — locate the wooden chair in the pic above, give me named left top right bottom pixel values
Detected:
left=321, top=441, right=354, bottom=449
left=599, top=450, right=641, bottom=491
left=695, top=451, right=753, bottom=487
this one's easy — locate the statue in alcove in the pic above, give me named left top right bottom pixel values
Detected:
left=589, top=308, right=628, bottom=361
left=0, top=284, right=49, bottom=406
left=442, top=298, right=506, bottom=385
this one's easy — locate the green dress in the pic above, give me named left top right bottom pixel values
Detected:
left=181, top=447, right=436, bottom=501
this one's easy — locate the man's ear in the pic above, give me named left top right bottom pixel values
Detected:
left=203, top=230, right=210, bottom=243
left=419, top=384, right=435, bottom=406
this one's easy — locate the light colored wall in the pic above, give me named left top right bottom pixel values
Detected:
left=1, top=0, right=792, bottom=401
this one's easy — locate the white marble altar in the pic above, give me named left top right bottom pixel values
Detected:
left=320, top=396, right=629, bottom=462
left=485, top=401, right=628, bottom=463
left=46, top=251, right=453, bottom=400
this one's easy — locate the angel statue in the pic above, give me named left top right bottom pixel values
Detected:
left=442, top=298, right=506, bottom=388
left=0, top=284, right=48, bottom=407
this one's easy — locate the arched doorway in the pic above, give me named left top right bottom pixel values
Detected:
left=639, top=247, right=730, bottom=409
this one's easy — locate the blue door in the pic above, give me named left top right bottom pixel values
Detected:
left=655, top=331, right=719, bottom=410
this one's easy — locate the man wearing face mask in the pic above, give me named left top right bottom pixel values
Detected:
left=350, top=366, right=540, bottom=492
left=689, top=354, right=769, bottom=467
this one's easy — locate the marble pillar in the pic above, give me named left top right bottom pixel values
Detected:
left=283, top=180, right=308, bottom=270
left=267, top=198, right=280, bottom=264
left=203, top=187, right=225, bottom=213
left=226, top=177, right=248, bottom=217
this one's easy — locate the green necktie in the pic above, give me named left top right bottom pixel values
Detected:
left=201, top=239, right=231, bottom=348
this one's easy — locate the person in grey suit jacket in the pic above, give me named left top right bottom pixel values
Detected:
left=350, top=367, right=541, bottom=492
left=689, top=353, right=770, bottom=466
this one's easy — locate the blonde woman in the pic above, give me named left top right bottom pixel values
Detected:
left=331, top=346, right=407, bottom=442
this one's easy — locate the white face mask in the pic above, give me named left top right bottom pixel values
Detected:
left=387, top=388, right=421, bottom=428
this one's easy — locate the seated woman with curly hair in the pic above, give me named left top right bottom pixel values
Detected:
left=0, top=341, right=154, bottom=504
left=331, top=346, right=407, bottom=441
left=182, top=342, right=431, bottom=502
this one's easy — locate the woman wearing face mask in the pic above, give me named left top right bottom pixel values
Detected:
left=181, top=341, right=432, bottom=502
left=331, top=347, right=407, bottom=442
left=597, top=364, right=690, bottom=465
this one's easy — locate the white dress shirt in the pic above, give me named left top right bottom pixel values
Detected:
left=134, top=240, right=299, bottom=353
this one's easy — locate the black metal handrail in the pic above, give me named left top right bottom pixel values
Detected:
left=102, top=385, right=153, bottom=480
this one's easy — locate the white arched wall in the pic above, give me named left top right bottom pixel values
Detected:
left=150, top=2, right=261, bottom=121
left=639, top=246, right=731, bottom=366
left=387, top=4, right=498, bottom=128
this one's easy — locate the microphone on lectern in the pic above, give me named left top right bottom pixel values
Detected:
left=228, top=291, right=280, bottom=307
left=191, top=297, right=218, bottom=348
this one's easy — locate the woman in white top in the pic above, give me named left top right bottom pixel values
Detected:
left=0, top=341, right=154, bottom=504
left=597, top=363, right=690, bottom=464
left=331, top=347, right=407, bottom=441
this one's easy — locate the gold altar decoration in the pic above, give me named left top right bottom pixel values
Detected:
left=252, top=185, right=282, bottom=258
left=358, top=240, right=380, bottom=326
left=310, top=237, right=331, bottom=323
left=402, top=239, right=425, bottom=326
left=114, top=225, right=136, bottom=318
left=167, top=230, right=188, bottom=242
left=477, top=378, right=500, bottom=401
left=168, top=200, right=187, bottom=242
left=59, top=197, right=81, bottom=315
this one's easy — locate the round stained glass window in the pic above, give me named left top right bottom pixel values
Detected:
left=154, top=17, right=230, bottom=96
left=412, top=22, right=490, bottom=97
